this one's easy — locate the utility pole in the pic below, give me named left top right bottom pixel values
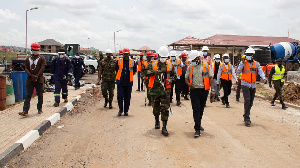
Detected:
left=114, top=30, right=121, bottom=56
left=25, top=7, right=38, bottom=54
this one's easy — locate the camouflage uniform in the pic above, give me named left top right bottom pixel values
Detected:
left=99, top=57, right=116, bottom=103
left=146, top=61, right=171, bottom=121
left=165, top=60, right=176, bottom=104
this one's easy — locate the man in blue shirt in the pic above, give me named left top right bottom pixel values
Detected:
left=115, top=48, right=137, bottom=116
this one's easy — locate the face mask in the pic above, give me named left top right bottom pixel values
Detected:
left=59, top=55, right=64, bottom=59
left=191, top=62, right=197, bottom=66
left=75, top=56, right=79, bottom=58
left=151, top=57, right=154, bottom=61
left=160, top=58, right=167, bottom=63
left=215, top=60, right=220, bottom=63
left=182, top=58, right=187, bottom=62
left=119, top=55, right=123, bottom=58
left=224, top=59, right=229, bottom=63
left=203, top=52, right=207, bottom=56
left=32, top=51, right=39, bottom=56
left=171, top=56, right=176, bottom=61
left=246, top=56, right=252, bottom=61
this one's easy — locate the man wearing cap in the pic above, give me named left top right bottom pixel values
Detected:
left=136, top=52, right=145, bottom=91
left=236, top=48, right=266, bottom=127
left=19, top=42, right=46, bottom=116
left=51, top=49, right=73, bottom=107
left=269, top=58, right=288, bottom=109
left=71, top=52, right=84, bottom=90
left=236, top=55, right=246, bottom=101
left=185, top=50, right=214, bottom=137
left=98, top=49, right=116, bottom=109
left=216, top=53, right=237, bottom=108
left=115, top=48, right=137, bottom=116
left=146, top=46, right=173, bottom=136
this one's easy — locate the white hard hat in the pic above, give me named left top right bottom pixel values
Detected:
left=158, top=46, right=169, bottom=57
left=214, top=54, right=220, bottom=59
left=202, top=46, right=209, bottom=51
left=106, top=49, right=112, bottom=54
left=245, top=47, right=255, bottom=54
left=170, top=51, right=177, bottom=56
left=222, top=53, right=229, bottom=57
left=188, top=50, right=199, bottom=61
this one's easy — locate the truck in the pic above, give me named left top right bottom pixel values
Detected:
left=80, top=55, right=98, bottom=74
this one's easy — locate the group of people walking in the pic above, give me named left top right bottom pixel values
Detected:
left=19, top=42, right=289, bottom=138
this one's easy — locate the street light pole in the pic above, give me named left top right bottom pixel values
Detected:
left=114, top=30, right=121, bottom=55
left=25, top=7, right=38, bottom=54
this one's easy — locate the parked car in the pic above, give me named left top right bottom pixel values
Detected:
left=80, top=55, right=98, bottom=74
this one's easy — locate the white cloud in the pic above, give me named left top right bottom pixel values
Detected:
left=0, top=29, right=24, bottom=46
left=0, top=9, right=20, bottom=24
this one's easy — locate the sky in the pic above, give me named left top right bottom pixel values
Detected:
left=1, top=0, right=300, bottom=51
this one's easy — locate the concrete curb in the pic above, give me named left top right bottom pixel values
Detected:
left=255, top=93, right=300, bottom=110
left=0, top=84, right=96, bottom=167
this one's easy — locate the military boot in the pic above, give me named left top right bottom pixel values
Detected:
left=104, top=98, right=108, bottom=108
left=281, top=101, right=288, bottom=110
left=109, top=101, right=113, bottom=109
left=155, top=116, right=160, bottom=129
left=270, top=99, right=275, bottom=106
left=161, top=121, right=169, bottom=136
left=148, top=99, right=152, bottom=106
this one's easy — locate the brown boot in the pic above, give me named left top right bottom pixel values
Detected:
left=18, top=112, right=28, bottom=117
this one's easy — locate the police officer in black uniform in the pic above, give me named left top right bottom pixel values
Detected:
left=71, top=52, right=84, bottom=90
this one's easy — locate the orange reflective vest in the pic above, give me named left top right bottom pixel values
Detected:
left=116, top=58, right=134, bottom=82
left=148, top=60, right=159, bottom=88
left=188, top=62, right=210, bottom=91
left=165, top=61, right=173, bottom=89
left=175, top=58, right=182, bottom=76
left=137, top=59, right=144, bottom=72
left=220, top=63, right=232, bottom=81
left=241, top=60, right=258, bottom=83
left=144, top=61, right=151, bottom=80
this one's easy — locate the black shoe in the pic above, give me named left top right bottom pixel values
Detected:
left=161, top=121, right=169, bottom=136
left=270, top=101, right=275, bottom=106
left=53, top=102, right=59, bottom=107
left=104, top=98, right=108, bottom=108
left=136, top=89, right=140, bottom=91
left=38, top=109, right=43, bottom=114
left=200, top=126, right=204, bottom=131
left=216, top=97, right=220, bottom=101
left=222, top=98, right=225, bottom=105
left=194, top=130, right=201, bottom=137
left=148, top=101, right=152, bottom=106
left=282, top=103, right=288, bottom=110
left=64, top=99, right=68, bottom=103
left=236, top=98, right=239, bottom=102
left=226, top=103, right=230, bottom=108
left=117, top=111, right=122, bottom=116
left=176, top=101, right=181, bottom=106
left=245, top=120, right=251, bottom=127
left=124, top=112, right=128, bottom=116
left=109, top=102, right=112, bottom=109
left=155, top=116, right=160, bottom=129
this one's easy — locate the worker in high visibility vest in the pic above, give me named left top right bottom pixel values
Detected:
left=216, top=53, right=237, bottom=108
left=212, top=54, right=221, bottom=101
left=269, top=58, right=288, bottom=109
left=170, top=51, right=184, bottom=106
left=236, top=48, right=267, bottom=127
left=181, top=52, right=189, bottom=101
left=115, top=48, right=137, bottom=116
left=142, top=51, right=155, bottom=106
left=145, top=46, right=172, bottom=136
left=236, top=55, right=246, bottom=101
left=185, top=50, right=214, bottom=137
left=136, top=52, right=145, bottom=91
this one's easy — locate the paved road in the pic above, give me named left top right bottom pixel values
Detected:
left=5, top=76, right=300, bottom=168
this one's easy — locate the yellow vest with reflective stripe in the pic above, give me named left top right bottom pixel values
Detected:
left=272, top=65, right=285, bottom=82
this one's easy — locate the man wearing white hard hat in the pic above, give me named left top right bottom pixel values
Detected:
left=212, top=54, right=221, bottom=101
left=216, top=53, right=237, bottom=108
left=236, top=47, right=266, bottom=127
left=185, top=50, right=214, bottom=137
left=146, top=46, right=174, bottom=136
left=201, top=46, right=212, bottom=68
left=169, top=51, right=183, bottom=105
left=98, top=49, right=116, bottom=109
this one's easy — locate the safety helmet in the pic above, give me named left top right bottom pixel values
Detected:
left=188, top=50, right=199, bottom=61
left=181, top=52, right=187, bottom=57
left=146, top=51, right=154, bottom=57
left=105, top=49, right=112, bottom=54
left=158, top=46, right=169, bottom=57
left=222, top=53, right=229, bottom=57
left=245, top=47, right=255, bottom=54
left=123, top=48, right=130, bottom=54
left=153, top=53, right=158, bottom=58
left=214, top=54, right=221, bottom=59
left=31, top=42, right=40, bottom=50
left=202, top=46, right=209, bottom=51
left=139, top=52, right=144, bottom=56
left=170, top=51, right=177, bottom=57
left=119, top=50, right=123, bottom=55
left=58, top=52, right=65, bottom=55
left=241, top=55, right=246, bottom=59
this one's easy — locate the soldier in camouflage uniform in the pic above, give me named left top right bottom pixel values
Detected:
left=146, top=46, right=171, bottom=136
left=98, top=49, right=116, bottom=109
left=142, top=51, right=155, bottom=106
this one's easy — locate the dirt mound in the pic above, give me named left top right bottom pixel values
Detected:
left=283, top=83, right=300, bottom=105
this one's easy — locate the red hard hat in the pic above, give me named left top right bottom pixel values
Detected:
left=31, top=42, right=40, bottom=50
left=154, top=53, right=158, bottom=58
left=119, top=50, right=123, bottom=55
left=146, top=51, right=153, bottom=56
left=122, top=48, right=130, bottom=54
left=181, top=52, right=187, bottom=57
left=139, top=52, right=144, bottom=56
